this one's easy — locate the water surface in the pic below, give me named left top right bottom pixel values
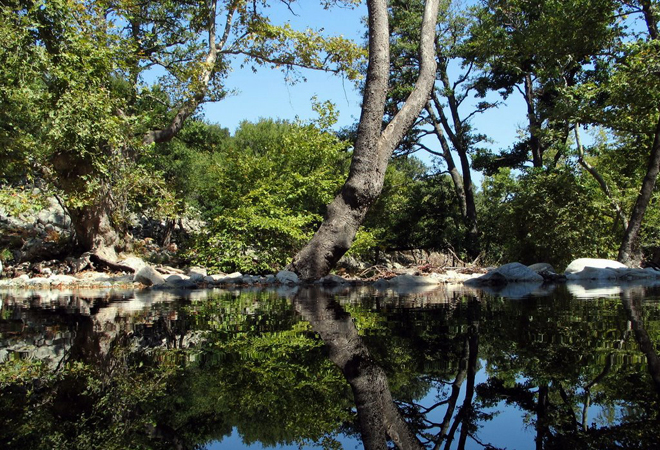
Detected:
left=1, top=281, right=659, bottom=449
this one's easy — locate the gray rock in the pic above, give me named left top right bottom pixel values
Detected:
left=117, top=256, right=148, bottom=273
left=165, top=274, right=197, bottom=289
left=467, top=262, right=543, bottom=285
left=223, top=272, right=243, bottom=284
left=527, top=263, right=556, bottom=273
left=134, top=266, right=166, bottom=287
left=188, top=266, right=207, bottom=282
left=276, top=270, right=299, bottom=285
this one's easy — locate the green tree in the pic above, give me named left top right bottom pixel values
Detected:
left=182, top=111, right=350, bottom=273
left=290, top=0, right=442, bottom=281
left=0, top=0, right=363, bottom=262
left=465, top=0, right=619, bottom=170
left=387, top=0, right=490, bottom=258
left=569, top=0, right=660, bottom=265
left=478, top=167, right=620, bottom=268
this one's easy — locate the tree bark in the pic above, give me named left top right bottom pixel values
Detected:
left=618, top=115, right=660, bottom=265
left=293, top=288, right=424, bottom=450
left=289, top=0, right=441, bottom=281
left=524, top=73, right=544, bottom=168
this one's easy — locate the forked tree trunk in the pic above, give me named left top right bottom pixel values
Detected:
left=288, top=0, right=441, bottom=281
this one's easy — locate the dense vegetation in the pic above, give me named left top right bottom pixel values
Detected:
left=1, top=0, right=659, bottom=273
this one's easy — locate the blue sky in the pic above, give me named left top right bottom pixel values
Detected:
left=200, top=1, right=522, bottom=176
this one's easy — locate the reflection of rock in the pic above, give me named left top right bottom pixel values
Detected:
left=476, top=281, right=544, bottom=299
left=566, top=281, right=623, bottom=299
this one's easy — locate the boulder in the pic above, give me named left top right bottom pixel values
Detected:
left=564, top=258, right=627, bottom=280
left=188, top=266, right=207, bottom=282
left=134, top=266, right=166, bottom=287
left=276, top=270, right=299, bottom=285
left=117, top=255, right=148, bottom=273
left=467, top=262, right=543, bottom=285
left=165, top=274, right=197, bottom=289
left=527, top=263, right=556, bottom=274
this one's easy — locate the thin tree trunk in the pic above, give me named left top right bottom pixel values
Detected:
left=288, top=0, right=441, bottom=281
left=425, top=103, right=468, bottom=218
left=431, top=82, right=480, bottom=257
left=618, top=115, right=660, bottom=265
left=575, top=124, right=629, bottom=229
left=524, top=73, right=543, bottom=168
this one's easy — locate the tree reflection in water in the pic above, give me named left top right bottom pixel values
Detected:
left=1, top=284, right=659, bottom=449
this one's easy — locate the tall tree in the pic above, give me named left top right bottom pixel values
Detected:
left=288, top=0, right=442, bottom=281
left=387, top=0, right=490, bottom=258
left=465, top=0, right=618, bottom=170
left=0, top=0, right=363, bottom=262
left=615, top=0, right=660, bottom=264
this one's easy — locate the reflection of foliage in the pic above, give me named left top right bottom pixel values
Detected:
left=0, top=346, right=180, bottom=450
left=1, top=289, right=659, bottom=450
left=0, top=292, right=354, bottom=450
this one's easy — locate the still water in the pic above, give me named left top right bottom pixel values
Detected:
left=1, top=281, right=659, bottom=449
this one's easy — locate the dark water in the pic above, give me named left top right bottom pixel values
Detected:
left=1, top=281, right=659, bottom=450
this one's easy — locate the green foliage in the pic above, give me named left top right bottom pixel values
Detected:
left=0, top=186, right=49, bottom=217
left=362, top=156, right=465, bottom=254
left=179, top=115, right=350, bottom=273
left=478, top=167, right=621, bottom=268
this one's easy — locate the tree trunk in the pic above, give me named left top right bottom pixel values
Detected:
left=524, top=73, right=543, bottom=168
left=618, top=115, right=660, bottom=265
left=289, top=0, right=441, bottom=281
left=293, top=288, right=424, bottom=450
left=431, top=81, right=480, bottom=258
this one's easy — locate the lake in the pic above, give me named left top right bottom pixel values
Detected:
left=1, top=281, right=659, bottom=449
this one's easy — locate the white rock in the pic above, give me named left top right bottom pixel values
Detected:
left=49, top=274, right=79, bottom=285
left=276, top=270, right=299, bottom=285
left=134, top=266, right=166, bottom=286
left=564, top=258, right=627, bottom=278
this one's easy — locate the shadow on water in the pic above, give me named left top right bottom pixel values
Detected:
left=1, top=281, right=659, bottom=449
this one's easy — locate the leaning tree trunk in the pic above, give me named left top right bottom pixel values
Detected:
left=618, top=115, right=660, bottom=265
left=618, top=4, right=659, bottom=266
left=288, top=0, right=441, bottom=281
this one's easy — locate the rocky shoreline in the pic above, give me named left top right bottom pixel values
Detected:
left=1, top=257, right=660, bottom=293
